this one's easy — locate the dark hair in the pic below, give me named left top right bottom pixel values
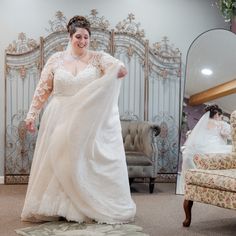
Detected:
left=67, top=16, right=91, bottom=37
left=205, top=104, right=222, bottom=118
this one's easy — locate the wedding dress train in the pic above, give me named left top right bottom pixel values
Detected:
left=21, top=51, right=136, bottom=223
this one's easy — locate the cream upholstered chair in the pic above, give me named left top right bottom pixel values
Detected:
left=121, top=120, right=160, bottom=193
left=183, top=110, right=236, bottom=227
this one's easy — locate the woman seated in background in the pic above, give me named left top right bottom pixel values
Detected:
left=176, top=104, right=232, bottom=195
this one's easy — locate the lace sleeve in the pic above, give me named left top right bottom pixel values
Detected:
left=219, top=121, right=231, bottom=139
left=25, top=53, right=58, bottom=122
left=99, top=51, right=124, bottom=73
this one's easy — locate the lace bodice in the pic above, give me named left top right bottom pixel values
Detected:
left=184, top=114, right=232, bottom=154
left=206, top=119, right=231, bottom=144
left=26, top=51, right=122, bottom=121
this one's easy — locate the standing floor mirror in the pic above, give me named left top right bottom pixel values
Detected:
left=176, top=28, right=236, bottom=194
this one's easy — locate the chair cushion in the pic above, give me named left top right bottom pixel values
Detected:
left=193, top=153, right=235, bottom=170
left=126, top=152, right=153, bottom=166
left=185, top=169, right=236, bottom=192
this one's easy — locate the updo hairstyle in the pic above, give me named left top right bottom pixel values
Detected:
left=205, top=104, right=222, bottom=118
left=67, top=16, right=91, bottom=37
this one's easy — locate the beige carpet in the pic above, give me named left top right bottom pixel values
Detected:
left=0, top=183, right=236, bottom=236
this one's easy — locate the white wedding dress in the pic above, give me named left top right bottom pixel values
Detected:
left=21, top=50, right=136, bottom=224
left=176, top=112, right=232, bottom=195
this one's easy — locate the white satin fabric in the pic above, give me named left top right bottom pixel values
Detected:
left=176, top=112, right=232, bottom=195
left=21, top=56, right=136, bottom=223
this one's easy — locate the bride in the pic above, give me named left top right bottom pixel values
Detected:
left=176, top=104, right=232, bottom=195
left=21, top=15, right=136, bottom=223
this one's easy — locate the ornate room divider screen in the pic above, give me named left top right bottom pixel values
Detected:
left=4, top=10, right=181, bottom=184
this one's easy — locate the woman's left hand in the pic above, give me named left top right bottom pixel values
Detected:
left=117, top=66, right=127, bottom=79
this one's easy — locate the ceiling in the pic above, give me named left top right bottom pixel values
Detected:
left=185, top=29, right=236, bottom=113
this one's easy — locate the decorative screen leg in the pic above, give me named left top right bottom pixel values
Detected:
left=149, top=177, right=155, bottom=193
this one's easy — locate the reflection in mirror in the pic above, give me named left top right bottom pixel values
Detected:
left=176, top=29, right=236, bottom=195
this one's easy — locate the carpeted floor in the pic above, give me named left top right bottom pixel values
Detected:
left=0, top=183, right=236, bottom=236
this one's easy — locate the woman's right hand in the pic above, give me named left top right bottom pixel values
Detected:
left=25, top=119, right=36, bottom=133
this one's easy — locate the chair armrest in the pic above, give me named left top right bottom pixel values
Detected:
left=193, top=153, right=236, bottom=170
left=142, top=122, right=160, bottom=157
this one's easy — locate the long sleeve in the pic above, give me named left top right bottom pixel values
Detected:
left=25, top=54, right=57, bottom=122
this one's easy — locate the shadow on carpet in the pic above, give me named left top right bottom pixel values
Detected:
left=15, top=221, right=149, bottom=236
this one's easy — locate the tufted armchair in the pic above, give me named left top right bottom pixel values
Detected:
left=183, top=110, right=236, bottom=227
left=121, top=120, right=160, bottom=193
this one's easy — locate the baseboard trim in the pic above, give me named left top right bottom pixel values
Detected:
left=0, top=176, right=4, bottom=184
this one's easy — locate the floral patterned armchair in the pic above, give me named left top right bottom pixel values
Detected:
left=183, top=110, right=236, bottom=227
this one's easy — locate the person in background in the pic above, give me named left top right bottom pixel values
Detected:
left=176, top=104, right=232, bottom=195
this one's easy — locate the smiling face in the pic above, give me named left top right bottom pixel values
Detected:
left=70, top=28, right=90, bottom=54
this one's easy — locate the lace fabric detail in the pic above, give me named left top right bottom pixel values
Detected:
left=218, top=120, right=231, bottom=139
left=25, top=50, right=123, bottom=122
left=80, top=51, right=123, bottom=76
left=98, top=51, right=124, bottom=74
left=207, top=119, right=231, bottom=140
left=25, top=52, right=63, bottom=122
left=22, top=176, right=86, bottom=223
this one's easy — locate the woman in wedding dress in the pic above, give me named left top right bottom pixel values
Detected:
left=21, top=16, right=136, bottom=223
left=176, top=105, right=232, bottom=195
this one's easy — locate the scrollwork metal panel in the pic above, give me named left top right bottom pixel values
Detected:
left=114, top=34, right=146, bottom=120
left=5, top=50, right=40, bottom=184
left=148, top=39, right=181, bottom=173
left=4, top=10, right=182, bottom=183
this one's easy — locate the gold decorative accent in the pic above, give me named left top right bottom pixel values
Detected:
left=46, top=10, right=67, bottom=33
left=35, top=60, right=41, bottom=70
left=6, top=33, right=38, bottom=54
left=27, top=38, right=38, bottom=50
left=6, top=42, right=16, bottom=54
left=115, top=13, right=145, bottom=39
left=55, top=44, right=65, bottom=52
left=5, top=64, right=10, bottom=75
left=161, top=69, right=168, bottom=79
left=5, top=175, right=29, bottom=184
left=19, top=66, right=26, bottom=79
left=177, top=68, right=181, bottom=78
left=86, top=9, right=109, bottom=30
left=90, top=38, right=99, bottom=50
left=120, top=111, right=139, bottom=121
left=152, top=36, right=181, bottom=62
left=144, top=40, right=149, bottom=121
left=127, top=44, right=134, bottom=59
left=18, top=120, right=27, bottom=144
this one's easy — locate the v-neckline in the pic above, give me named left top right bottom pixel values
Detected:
left=59, top=65, right=91, bottom=78
left=62, top=51, right=95, bottom=78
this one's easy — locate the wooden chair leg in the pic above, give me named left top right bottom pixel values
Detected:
left=183, top=199, right=193, bottom=227
left=149, top=177, right=155, bottom=194
left=129, top=178, right=134, bottom=186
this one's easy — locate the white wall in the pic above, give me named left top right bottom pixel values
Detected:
left=0, top=0, right=229, bottom=177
